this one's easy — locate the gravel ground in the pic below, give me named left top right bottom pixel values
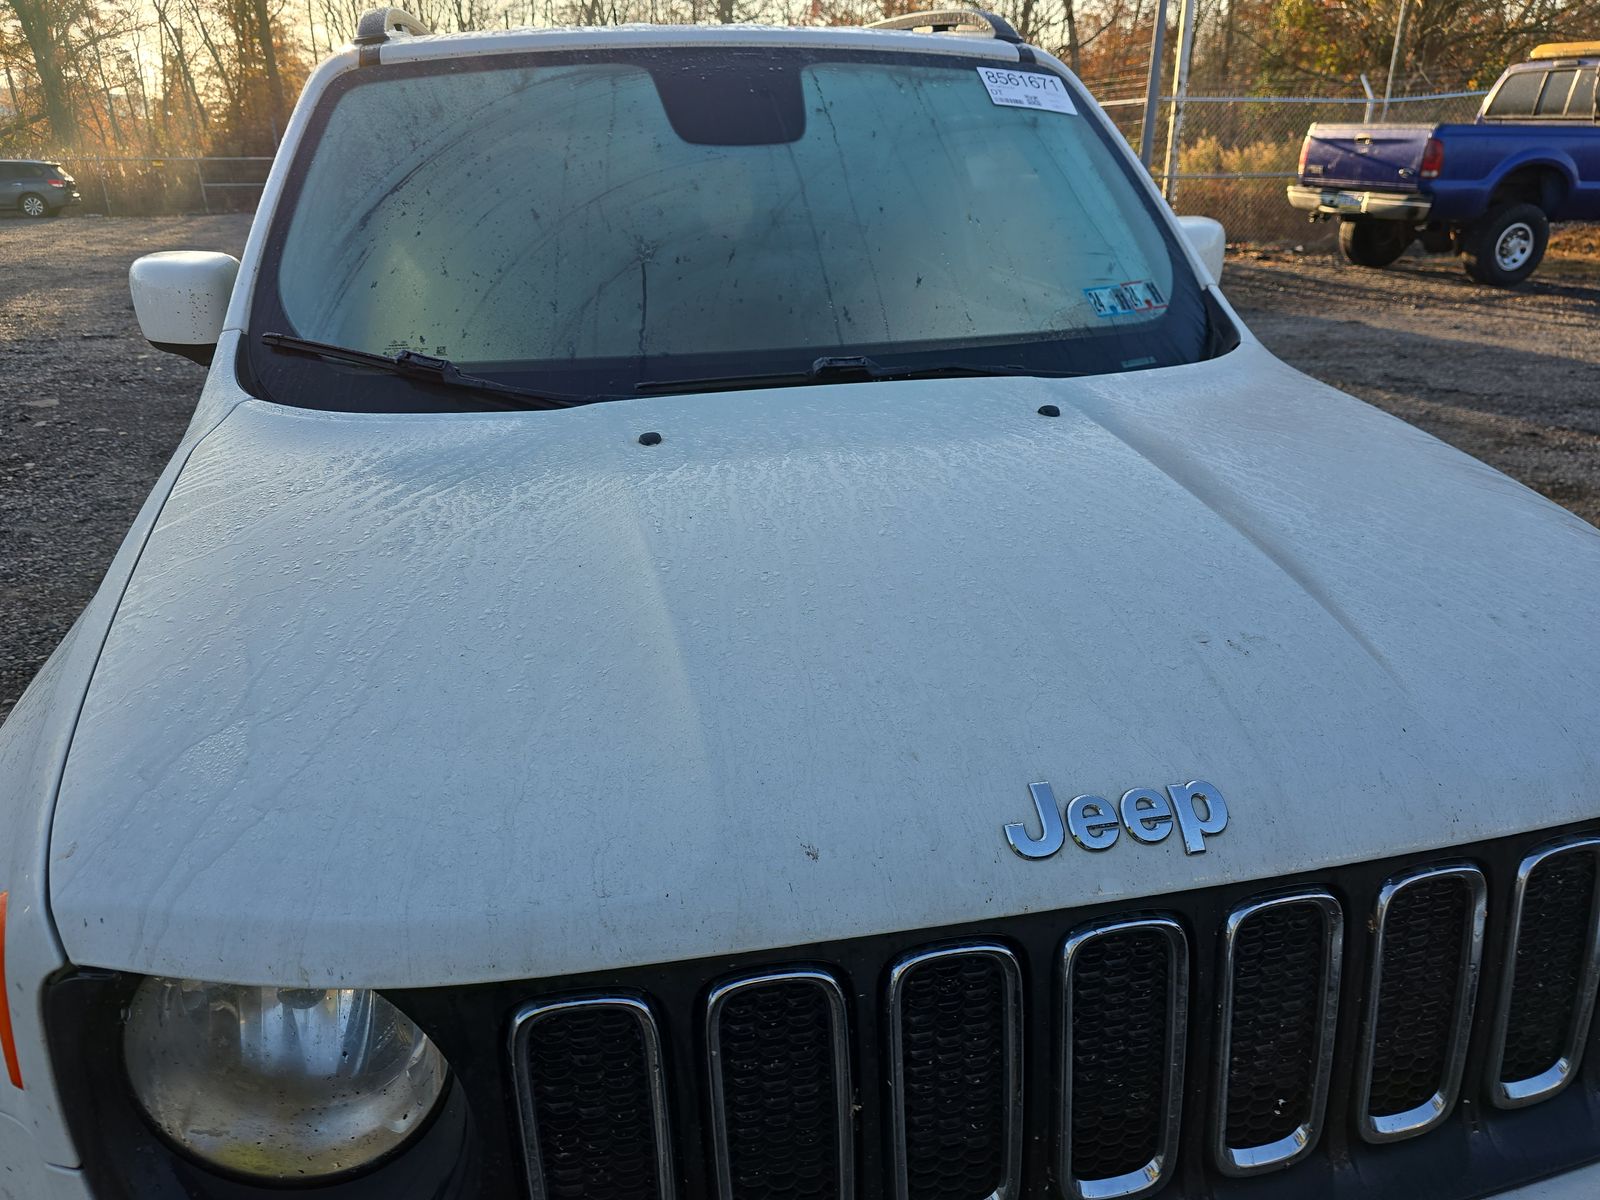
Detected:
left=1226, top=245, right=1600, bottom=527
left=1, top=214, right=249, bottom=721
left=2, top=214, right=1598, bottom=720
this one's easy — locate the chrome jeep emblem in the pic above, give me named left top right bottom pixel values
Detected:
left=1004, top=780, right=1227, bottom=858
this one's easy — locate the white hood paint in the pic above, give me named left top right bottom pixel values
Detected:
left=49, top=343, right=1600, bottom=988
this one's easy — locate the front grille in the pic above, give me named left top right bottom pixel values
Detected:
left=705, top=970, right=853, bottom=1200
left=1060, top=917, right=1187, bottom=1199
left=1488, top=837, right=1600, bottom=1107
left=490, top=826, right=1600, bottom=1200
left=509, top=997, right=673, bottom=1200
left=887, top=944, right=1022, bottom=1200
left=1356, top=864, right=1486, bottom=1141
left=1214, top=891, right=1342, bottom=1176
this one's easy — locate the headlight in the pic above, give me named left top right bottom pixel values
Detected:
left=123, top=977, right=448, bottom=1180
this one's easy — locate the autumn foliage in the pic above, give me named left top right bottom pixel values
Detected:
left=1, top=0, right=1596, bottom=158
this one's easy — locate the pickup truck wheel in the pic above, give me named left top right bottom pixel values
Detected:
left=1338, top=219, right=1411, bottom=268
left=1462, top=203, right=1548, bottom=287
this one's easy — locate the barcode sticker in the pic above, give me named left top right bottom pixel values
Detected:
left=975, top=67, right=1077, bottom=114
left=1084, top=280, right=1168, bottom=318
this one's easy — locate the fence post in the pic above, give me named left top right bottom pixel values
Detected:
left=1160, top=0, right=1198, bottom=202
left=1382, top=0, right=1411, bottom=120
left=196, top=159, right=210, bottom=214
left=1360, top=73, right=1376, bottom=123
left=1138, top=0, right=1169, bottom=168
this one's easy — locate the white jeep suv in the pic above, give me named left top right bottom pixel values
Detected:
left=2, top=8, right=1599, bottom=1200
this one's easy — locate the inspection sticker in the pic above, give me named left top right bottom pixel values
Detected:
left=976, top=67, right=1077, bottom=114
left=1084, top=280, right=1168, bottom=317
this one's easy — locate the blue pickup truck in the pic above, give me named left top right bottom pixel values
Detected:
left=1288, top=42, right=1599, bottom=285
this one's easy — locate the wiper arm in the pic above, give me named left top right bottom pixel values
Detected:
left=635, top=355, right=1081, bottom=396
left=261, top=333, right=584, bottom=411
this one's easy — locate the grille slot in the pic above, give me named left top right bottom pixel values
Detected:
left=1355, top=864, right=1486, bottom=1142
left=1488, top=837, right=1600, bottom=1108
left=1059, top=916, right=1188, bottom=1200
left=706, top=969, right=853, bottom=1200
left=887, top=943, right=1022, bottom=1200
left=1213, top=890, right=1343, bottom=1176
left=509, top=996, right=674, bottom=1200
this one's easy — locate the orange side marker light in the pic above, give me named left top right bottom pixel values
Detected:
left=0, top=893, right=24, bottom=1088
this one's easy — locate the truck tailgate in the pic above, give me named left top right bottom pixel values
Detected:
left=1300, top=123, right=1434, bottom=190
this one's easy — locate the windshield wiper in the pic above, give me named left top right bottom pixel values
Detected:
left=261, top=333, right=584, bottom=411
left=635, top=355, right=1083, bottom=396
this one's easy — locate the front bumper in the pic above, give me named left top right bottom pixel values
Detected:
left=14, top=1133, right=1600, bottom=1199
left=1287, top=183, right=1431, bottom=221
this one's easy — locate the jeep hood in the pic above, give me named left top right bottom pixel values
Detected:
left=50, top=343, right=1600, bottom=987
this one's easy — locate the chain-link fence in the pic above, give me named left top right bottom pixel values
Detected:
left=47, top=157, right=274, bottom=217
left=1094, top=86, right=1490, bottom=245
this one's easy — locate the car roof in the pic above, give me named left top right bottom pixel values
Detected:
left=368, top=22, right=1030, bottom=68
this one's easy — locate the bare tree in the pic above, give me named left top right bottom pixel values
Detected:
left=3, top=0, right=79, bottom=145
left=4, top=0, right=1600, bottom=163
left=251, top=0, right=289, bottom=131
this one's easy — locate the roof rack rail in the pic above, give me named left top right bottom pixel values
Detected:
left=353, top=6, right=432, bottom=44
left=866, top=8, right=1023, bottom=44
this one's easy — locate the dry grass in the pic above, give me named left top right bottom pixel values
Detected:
left=1550, top=222, right=1600, bottom=266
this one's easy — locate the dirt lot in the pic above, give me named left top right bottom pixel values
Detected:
left=1227, top=245, right=1600, bottom=524
left=1, top=214, right=245, bottom=721
left=1, top=214, right=1598, bottom=719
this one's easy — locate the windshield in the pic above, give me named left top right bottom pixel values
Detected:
left=246, top=44, right=1217, bottom=411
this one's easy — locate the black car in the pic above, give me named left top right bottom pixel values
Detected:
left=0, top=159, right=81, bottom=217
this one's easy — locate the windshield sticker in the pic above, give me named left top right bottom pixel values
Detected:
left=384, top=338, right=449, bottom=356
left=1084, top=280, right=1168, bottom=318
left=976, top=67, right=1077, bottom=115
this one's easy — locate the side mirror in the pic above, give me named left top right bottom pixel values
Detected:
left=129, top=251, right=240, bottom=365
left=1176, top=216, right=1226, bottom=285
